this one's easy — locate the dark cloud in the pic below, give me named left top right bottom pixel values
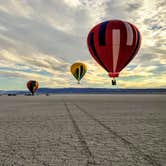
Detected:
left=126, top=3, right=142, bottom=11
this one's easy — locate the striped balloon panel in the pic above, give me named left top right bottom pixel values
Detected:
left=87, top=20, right=141, bottom=77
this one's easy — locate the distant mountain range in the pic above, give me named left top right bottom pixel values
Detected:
left=0, top=88, right=166, bottom=95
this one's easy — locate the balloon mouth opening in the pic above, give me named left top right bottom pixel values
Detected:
left=108, top=72, right=119, bottom=78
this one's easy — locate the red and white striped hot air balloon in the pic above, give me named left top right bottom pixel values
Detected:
left=87, top=20, right=141, bottom=85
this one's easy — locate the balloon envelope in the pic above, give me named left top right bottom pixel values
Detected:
left=71, top=63, right=87, bottom=83
left=87, top=20, right=141, bottom=78
left=27, top=80, right=39, bottom=95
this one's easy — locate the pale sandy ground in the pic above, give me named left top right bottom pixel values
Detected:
left=0, top=95, right=165, bottom=166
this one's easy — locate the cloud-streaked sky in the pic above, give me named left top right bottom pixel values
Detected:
left=0, top=0, right=165, bottom=90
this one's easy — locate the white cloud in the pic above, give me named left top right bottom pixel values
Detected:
left=0, top=0, right=165, bottom=89
left=0, top=0, right=33, bottom=17
left=64, top=0, right=81, bottom=7
left=0, top=49, right=71, bottom=87
left=118, top=73, right=166, bottom=88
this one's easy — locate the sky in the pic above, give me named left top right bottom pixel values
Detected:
left=0, top=0, right=165, bottom=90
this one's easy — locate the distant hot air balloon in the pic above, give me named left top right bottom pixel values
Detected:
left=27, top=80, right=39, bottom=95
left=87, top=20, right=141, bottom=85
left=71, top=63, right=87, bottom=84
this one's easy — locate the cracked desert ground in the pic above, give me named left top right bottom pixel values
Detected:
left=0, top=94, right=165, bottom=166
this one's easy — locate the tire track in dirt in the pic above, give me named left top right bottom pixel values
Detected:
left=64, top=102, right=96, bottom=166
left=74, top=103, right=162, bottom=166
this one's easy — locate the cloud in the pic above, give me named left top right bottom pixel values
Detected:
left=118, top=73, right=166, bottom=88
left=79, top=59, right=166, bottom=88
left=0, top=0, right=165, bottom=89
left=0, top=49, right=71, bottom=87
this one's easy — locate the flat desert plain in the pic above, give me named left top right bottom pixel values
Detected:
left=0, top=95, right=165, bottom=166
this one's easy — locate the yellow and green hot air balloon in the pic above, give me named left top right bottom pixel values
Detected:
left=71, top=62, right=87, bottom=84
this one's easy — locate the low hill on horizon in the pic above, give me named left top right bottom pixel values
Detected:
left=0, top=88, right=166, bottom=95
